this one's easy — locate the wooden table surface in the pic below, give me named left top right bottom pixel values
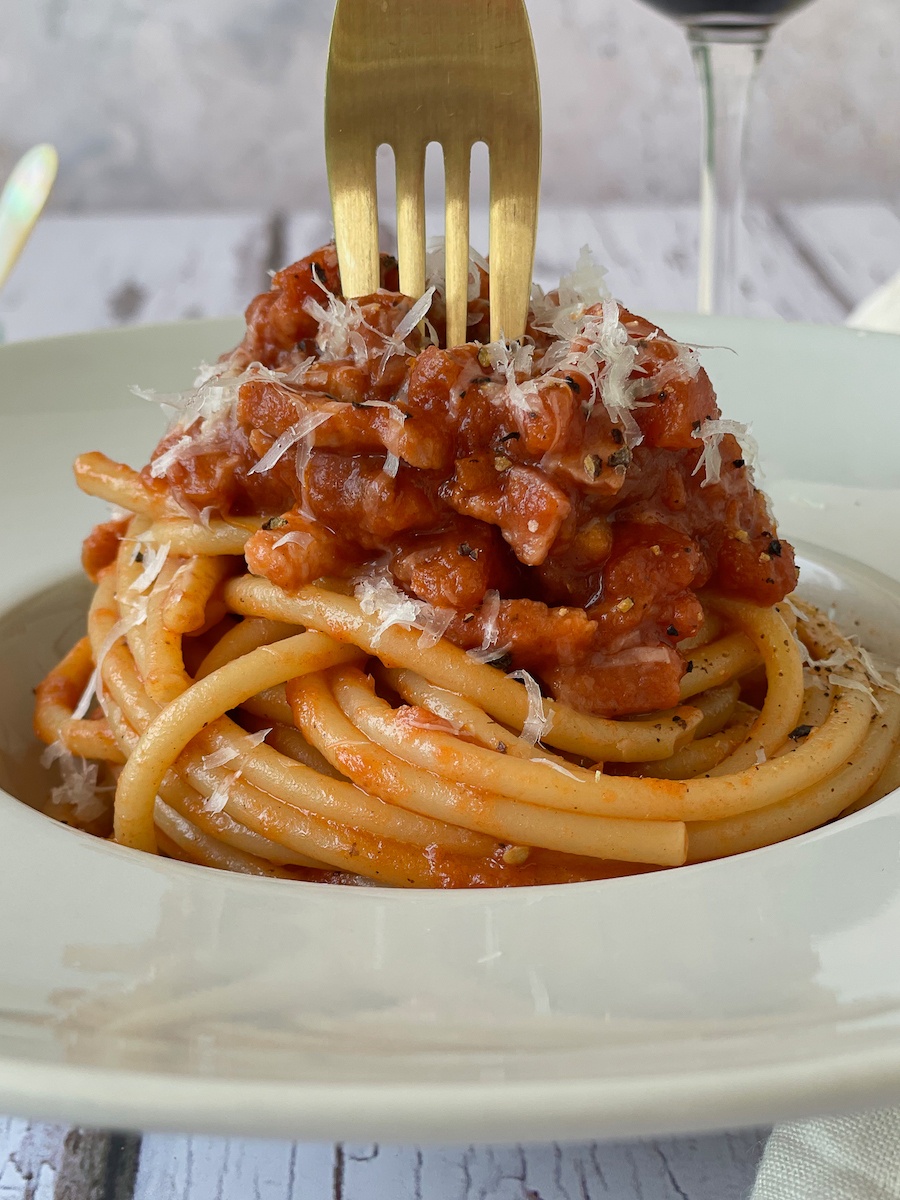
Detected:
left=1, top=201, right=898, bottom=1200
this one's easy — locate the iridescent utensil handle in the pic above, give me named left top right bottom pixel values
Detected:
left=0, top=144, right=59, bottom=295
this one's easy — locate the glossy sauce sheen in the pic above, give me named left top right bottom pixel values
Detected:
left=142, top=245, right=797, bottom=717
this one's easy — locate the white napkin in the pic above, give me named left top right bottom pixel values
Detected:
left=752, top=1109, right=900, bottom=1199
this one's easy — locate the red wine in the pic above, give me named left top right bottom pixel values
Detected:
left=642, top=0, right=808, bottom=23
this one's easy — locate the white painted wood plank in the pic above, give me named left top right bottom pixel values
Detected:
left=286, top=203, right=845, bottom=323
left=553, top=205, right=845, bottom=322
left=0, top=213, right=272, bottom=342
left=340, top=1134, right=768, bottom=1199
left=0, top=1118, right=66, bottom=1200
left=135, top=1133, right=768, bottom=1199
left=0, top=1120, right=138, bottom=1199
left=134, top=1135, right=335, bottom=1200
left=779, top=201, right=900, bottom=309
left=284, top=212, right=338, bottom=267
left=535, top=204, right=699, bottom=311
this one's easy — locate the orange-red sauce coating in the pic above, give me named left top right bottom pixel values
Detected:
left=138, top=244, right=797, bottom=717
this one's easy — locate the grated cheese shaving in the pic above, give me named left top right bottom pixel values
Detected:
left=537, top=298, right=644, bottom=445
left=354, top=568, right=456, bottom=650
left=531, top=756, right=585, bottom=782
left=202, top=745, right=239, bottom=770
left=829, top=673, right=884, bottom=713
left=425, top=239, right=486, bottom=305
left=272, top=529, right=313, bottom=551
left=71, top=604, right=148, bottom=721
left=130, top=542, right=170, bottom=593
left=482, top=339, right=538, bottom=413
left=40, top=739, right=67, bottom=768
left=204, top=772, right=239, bottom=814
left=466, top=643, right=513, bottom=665
left=416, top=606, right=455, bottom=650
left=692, top=418, right=759, bottom=488
left=50, top=753, right=110, bottom=821
left=856, top=646, right=900, bottom=697
left=355, top=571, right=427, bottom=647
left=478, top=590, right=501, bottom=652
left=557, top=245, right=611, bottom=310
left=509, top=669, right=551, bottom=746
left=150, top=434, right=194, bottom=479
left=201, top=728, right=272, bottom=773
left=383, top=452, right=400, bottom=478
left=244, top=727, right=273, bottom=749
left=302, top=290, right=370, bottom=365
left=395, top=286, right=436, bottom=341
left=249, top=410, right=335, bottom=475
left=136, top=361, right=289, bottom=445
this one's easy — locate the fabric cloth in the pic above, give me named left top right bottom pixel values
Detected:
left=752, top=1109, right=900, bottom=1199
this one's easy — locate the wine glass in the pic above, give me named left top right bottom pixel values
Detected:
left=639, top=0, right=813, bottom=315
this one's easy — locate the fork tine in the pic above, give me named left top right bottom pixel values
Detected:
left=444, top=141, right=472, bottom=348
left=395, top=142, right=427, bottom=300
left=489, top=143, right=540, bottom=342
left=327, top=137, right=380, bottom=299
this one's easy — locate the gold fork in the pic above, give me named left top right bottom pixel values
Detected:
left=325, top=0, right=541, bottom=346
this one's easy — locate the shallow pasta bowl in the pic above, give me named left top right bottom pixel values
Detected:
left=0, top=316, right=899, bottom=1142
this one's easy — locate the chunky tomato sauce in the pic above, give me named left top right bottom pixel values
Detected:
left=139, top=244, right=797, bottom=717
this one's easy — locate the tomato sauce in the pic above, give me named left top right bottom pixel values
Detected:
left=140, top=244, right=797, bottom=717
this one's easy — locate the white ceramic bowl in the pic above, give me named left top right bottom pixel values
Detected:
left=0, top=316, right=898, bottom=1142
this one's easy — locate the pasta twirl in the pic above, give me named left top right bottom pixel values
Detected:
left=33, top=244, right=900, bottom=886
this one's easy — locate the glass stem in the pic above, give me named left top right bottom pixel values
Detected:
left=689, top=27, right=768, bottom=316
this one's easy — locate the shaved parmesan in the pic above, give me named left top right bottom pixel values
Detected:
left=41, top=739, right=68, bottom=768
left=466, top=643, right=513, bottom=665
left=244, top=727, right=273, bottom=749
left=150, top=434, right=194, bottom=479
left=589, top=300, right=642, bottom=440
left=416, top=606, right=455, bottom=650
left=479, top=589, right=501, bottom=652
left=303, top=290, right=371, bottom=366
left=50, top=753, right=110, bottom=820
left=130, top=542, right=170, bottom=593
left=557, top=245, right=610, bottom=310
left=202, top=728, right=272, bottom=773
left=537, top=298, right=644, bottom=446
left=272, top=529, right=313, bottom=551
left=356, top=398, right=406, bottom=425
left=202, top=745, right=239, bottom=770
left=531, top=756, right=584, bottom=782
left=383, top=452, right=400, bottom=478
left=482, top=339, right=538, bottom=413
left=692, top=419, right=759, bottom=488
left=250, top=409, right=335, bottom=475
left=425, top=239, right=486, bottom=304
left=204, top=777, right=232, bottom=814
left=855, top=646, right=900, bottom=697
left=72, top=604, right=147, bottom=721
left=355, top=571, right=422, bottom=647
left=394, top=287, right=436, bottom=343
left=136, top=361, right=287, bottom=439
left=354, top=568, right=455, bottom=650
left=829, top=672, right=883, bottom=713
left=509, top=669, right=551, bottom=746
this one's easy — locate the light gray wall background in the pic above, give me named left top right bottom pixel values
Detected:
left=2, top=0, right=898, bottom=214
